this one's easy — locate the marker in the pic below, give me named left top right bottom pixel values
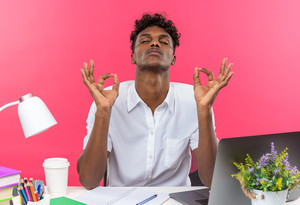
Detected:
left=136, top=194, right=157, bottom=205
left=37, top=184, right=41, bottom=199
left=35, top=192, right=39, bottom=201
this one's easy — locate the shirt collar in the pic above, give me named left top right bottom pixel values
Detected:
left=127, top=82, right=142, bottom=112
left=127, top=82, right=175, bottom=113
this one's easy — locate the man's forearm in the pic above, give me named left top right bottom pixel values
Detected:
left=77, top=110, right=111, bottom=190
left=196, top=106, right=218, bottom=187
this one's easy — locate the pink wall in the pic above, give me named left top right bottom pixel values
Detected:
left=1, top=0, right=299, bottom=186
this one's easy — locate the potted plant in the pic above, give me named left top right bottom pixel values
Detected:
left=232, top=142, right=300, bottom=205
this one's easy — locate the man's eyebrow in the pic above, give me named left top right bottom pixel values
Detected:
left=139, top=33, right=171, bottom=39
left=159, top=34, right=171, bottom=39
left=139, top=34, right=151, bottom=37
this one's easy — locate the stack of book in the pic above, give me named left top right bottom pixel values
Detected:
left=0, top=166, right=21, bottom=205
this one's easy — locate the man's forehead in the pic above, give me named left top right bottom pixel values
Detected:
left=137, top=26, right=171, bottom=38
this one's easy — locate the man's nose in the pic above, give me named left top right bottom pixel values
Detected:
left=150, top=39, right=161, bottom=48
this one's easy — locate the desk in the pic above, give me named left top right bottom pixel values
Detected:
left=64, top=186, right=300, bottom=205
left=64, top=186, right=200, bottom=205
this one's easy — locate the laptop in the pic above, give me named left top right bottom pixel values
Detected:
left=170, top=131, right=300, bottom=205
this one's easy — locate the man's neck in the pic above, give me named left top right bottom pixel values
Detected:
left=135, top=69, right=170, bottom=114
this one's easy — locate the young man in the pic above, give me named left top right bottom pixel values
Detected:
left=77, top=13, right=234, bottom=189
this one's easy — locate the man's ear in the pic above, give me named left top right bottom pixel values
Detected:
left=131, top=54, right=136, bottom=64
left=171, top=55, right=176, bottom=65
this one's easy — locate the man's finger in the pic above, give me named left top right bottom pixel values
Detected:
left=220, top=58, right=227, bottom=75
left=112, top=74, right=120, bottom=93
left=83, top=62, right=89, bottom=77
left=89, top=60, right=95, bottom=82
left=80, top=68, right=91, bottom=87
left=193, top=67, right=201, bottom=86
left=224, top=63, right=233, bottom=77
left=199, top=68, right=215, bottom=81
left=220, top=72, right=234, bottom=88
left=98, top=73, right=114, bottom=85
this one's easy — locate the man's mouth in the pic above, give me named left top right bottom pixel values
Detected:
left=147, top=49, right=162, bottom=56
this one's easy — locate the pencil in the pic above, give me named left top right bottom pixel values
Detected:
left=29, top=182, right=37, bottom=202
left=17, top=187, right=23, bottom=204
left=24, top=183, right=32, bottom=201
left=21, top=179, right=25, bottom=188
left=18, top=178, right=22, bottom=204
left=19, top=186, right=28, bottom=204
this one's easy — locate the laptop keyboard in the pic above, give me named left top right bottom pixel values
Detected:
left=195, top=198, right=208, bottom=205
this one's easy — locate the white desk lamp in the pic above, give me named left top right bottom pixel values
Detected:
left=0, top=93, right=57, bottom=138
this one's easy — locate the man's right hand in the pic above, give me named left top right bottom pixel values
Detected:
left=80, top=60, right=120, bottom=111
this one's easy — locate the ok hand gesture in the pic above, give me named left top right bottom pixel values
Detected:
left=80, top=60, right=119, bottom=111
left=193, top=58, right=234, bottom=109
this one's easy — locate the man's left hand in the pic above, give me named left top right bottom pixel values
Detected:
left=193, top=58, right=234, bottom=108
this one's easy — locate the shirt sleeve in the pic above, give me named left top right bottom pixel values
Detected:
left=189, top=107, right=217, bottom=150
left=82, top=101, right=113, bottom=152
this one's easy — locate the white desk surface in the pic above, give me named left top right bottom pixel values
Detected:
left=63, top=186, right=300, bottom=205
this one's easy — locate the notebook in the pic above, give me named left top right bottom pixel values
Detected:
left=170, top=131, right=300, bottom=205
left=50, top=196, right=87, bottom=205
left=75, top=186, right=170, bottom=205
left=0, top=166, right=21, bottom=188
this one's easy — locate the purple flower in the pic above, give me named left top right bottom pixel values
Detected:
left=273, top=167, right=280, bottom=177
left=256, top=182, right=260, bottom=186
left=247, top=167, right=254, bottom=175
left=290, top=166, right=298, bottom=176
left=257, top=154, right=269, bottom=169
left=271, top=142, right=277, bottom=162
left=283, top=156, right=292, bottom=171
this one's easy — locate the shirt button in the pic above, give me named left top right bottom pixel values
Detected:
left=150, top=131, right=154, bottom=135
left=146, top=176, right=151, bottom=180
left=149, top=155, right=153, bottom=159
left=157, top=108, right=161, bottom=112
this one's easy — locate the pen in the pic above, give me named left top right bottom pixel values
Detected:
left=136, top=194, right=157, bottom=205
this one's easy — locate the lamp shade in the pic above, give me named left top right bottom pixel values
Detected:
left=18, top=93, right=57, bottom=138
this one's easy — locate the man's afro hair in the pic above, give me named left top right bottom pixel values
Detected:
left=130, top=13, right=181, bottom=54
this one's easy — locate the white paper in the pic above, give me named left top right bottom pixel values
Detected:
left=74, top=186, right=170, bottom=205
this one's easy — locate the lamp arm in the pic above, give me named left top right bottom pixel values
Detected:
left=0, top=101, right=20, bottom=112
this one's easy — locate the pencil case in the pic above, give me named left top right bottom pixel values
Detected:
left=11, top=194, right=50, bottom=205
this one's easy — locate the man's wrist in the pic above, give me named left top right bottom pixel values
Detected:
left=197, top=104, right=212, bottom=111
left=95, top=109, right=112, bottom=119
left=197, top=104, right=213, bottom=118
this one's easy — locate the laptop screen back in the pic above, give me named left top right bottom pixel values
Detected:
left=208, top=131, right=300, bottom=205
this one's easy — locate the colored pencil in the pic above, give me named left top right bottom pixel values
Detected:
left=28, top=182, right=37, bottom=202
left=19, top=186, right=28, bottom=203
left=24, top=183, right=32, bottom=201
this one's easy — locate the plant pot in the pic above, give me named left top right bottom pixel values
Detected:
left=250, top=189, right=288, bottom=205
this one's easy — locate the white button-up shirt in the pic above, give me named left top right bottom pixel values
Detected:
left=83, top=81, right=215, bottom=186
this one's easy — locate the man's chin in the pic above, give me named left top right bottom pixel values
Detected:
left=138, top=63, right=170, bottom=71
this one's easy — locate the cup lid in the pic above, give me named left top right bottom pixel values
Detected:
left=43, top=158, right=70, bottom=168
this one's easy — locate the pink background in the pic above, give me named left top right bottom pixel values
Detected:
left=1, top=0, right=299, bottom=186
